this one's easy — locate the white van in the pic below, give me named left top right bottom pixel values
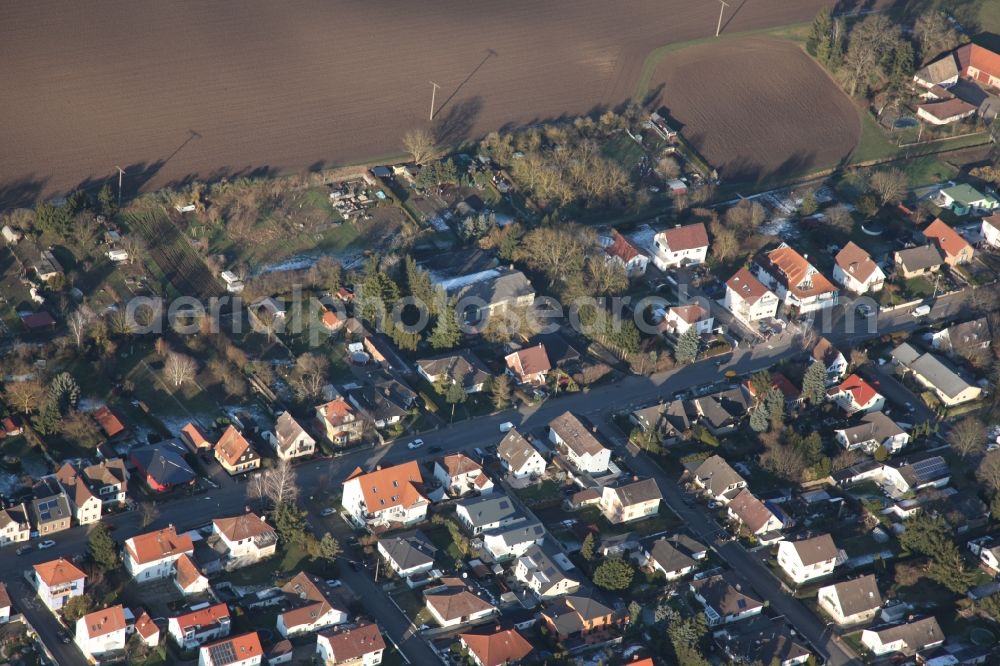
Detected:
left=912, top=304, right=931, bottom=317
left=499, top=421, right=514, bottom=433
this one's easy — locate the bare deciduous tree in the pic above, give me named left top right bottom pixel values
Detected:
left=261, top=458, right=299, bottom=508
left=843, top=15, right=900, bottom=96
left=913, top=10, right=961, bottom=64
left=67, top=310, right=91, bottom=348
left=4, top=379, right=45, bottom=414
left=291, top=353, right=329, bottom=402
left=824, top=205, right=855, bottom=234
left=120, top=235, right=147, bottom=266
left=402, top=129, right=436, bottom=165
left=140, top=502, right=160, bottom=528
left=709, top=220, right=740, bottom=261
left=978, top=451, right=1000, bottom=493
left=656, top=156, right=681, bottom=179
left=949, top=416, right=985, bottom=458
left=724, top=199, right=767, bottom=238
left=163, top=352, right=197, bottom=388
left=869, top=168, right=908, bottom=206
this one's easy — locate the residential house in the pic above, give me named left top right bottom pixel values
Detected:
left=130, top=440, right=196, bottom=492
left=30, top=478, right=72, bottom=535
left=720, top=617, right=811, bottom=666
left=913, top=51, right=961, bottom=88
left=424, top=579, right=497, bottom=628
left=917, top=97, right=977, bottom=124
left=835, top=411, right=910, bottom=455
left=0, top=502, right=30, bottom=547
left=742, top=372, right=800, bottom=409
left=754, top=243, right=839, bottom=313
left=31, top=557, right=86, bottom=611
left=175, top=554, right=211, bottom=596
left=482, top=520, right=545, bottom=561
left=277, top=573, right=348, bottom=638
left=934, top=183, right=999, bottom=216
left=687, top=455, right=747, bottom=504
left=416, top=351, right=492, bottom=394
left=504, top=344, right=551, bottom=386
left=341, top=461, right=428, bottom=530
left=651, top=223, right=710, bottom=270
left=861, top=617, right=944, bottom=657
left=889, top=455, right=951, bottom=495
left=75, top=605, right=127, bottom=663
left=526, top=333, right=581, bottom=368
left=82, top=459, right=129, bottom=507
left=272, top=412, right=316, bottom=461
left=777, top=535, right=840, bottom=584
left=134, top=611, right=160, bottom=648
left=817, top=575, right=882, bottom=625
left=514, top=544, right=580, bottom=599
left=436, top=267, right=535, bottom=324
left=833, top=242, right=886, bottom=294
left=455, top=495, right=520, bottom=535
left=169, top=603, right=232, bottom=650
left=548, top=412, right=611, bottom=475
left=198, top=632, right=262, bottom=666
left=931, top=317, right=991, bottom=355
left=667, top=533, right=708, bottom=561
left=377, top=530, right=436, bottom=579
left=346, top=382, right=411, bottom=430
left=92, top=406, right=126, bottom=439
left=894, top=245, right=943, bottom=278
left=605, top=229, right=649, bottom=276
left=54, top=463, right=103, bottom=525
left=725, top=268, right=780, bottom=323
left=497, top=429, right=546, bottom=480
left=540, top=593, right=618, bottom=640
left=812, top=337, right=848, bottom=385
left=643, top=537, right=697, bottom=581
left=891, top=342, right=982, bottom=406
left=211, top=512, right=278, bottom=568
left=981, top=213, right=1000, bottom=248
left=0, top=584, right=10, bottom=624
left=693, top=386, right=752, bottom=434
left=690, top=573, right=764, bottom=626
left=315, top=398, right=366, bottom=445
left=923, top=218, right=974, bottom=265
left=459, top=627, right=533, bottom=666
left=599, top=477, right=662, bottom=524
left=629, top=399, right=690, bottom=444
left=125, top=525, right=195, bottom=581
left=828, top=374, right=885, bottom=414
left=727, top=489, right=783, bottom=540
left=316, top=622, right=386, bottom=666
left=214, top=426, right=260, bottom=475
left=663, top=303, right=714, bottom=336
left=433, top=453, right=494, bottom=497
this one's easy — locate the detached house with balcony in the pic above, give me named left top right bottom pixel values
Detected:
left=82, top=459, right=129, bottom=507
left=725, top=268, right=779, bottom=324
left=32, top=557, right=86, bottom=611
left=777, top=534, right=840, bottom=584
left=818, top=575, right=882, bottom=626
left=754, top=243, right=838, bottom=314
left=497, top=429, right=546, bottom=481
left=211, top=512, right=278, bottom=569
left=271, top=412, right=316, bottom=461
left=514, top=544, right=581, bottom=599
left=417, top=351, right=492, bottom=394
left=548, top=412, right=611, bottom=475
left=456, top=494, right=520, bottom=535
left=168, top=603, right=231, bottom=651
left=75, top=604, right=127, bottom=664
left=599, top=477, right=662, bottom=524
left=125, top=525, right=195, bottom=581
left=54, top=463, right=103, bottom=526
left=727, top=489, right=784, bottom=542
left=277, top=573, right=348, bottom=638
left=651, top=223, right=709, bottom=270
left=341, top=461, right=428, bottom=530
left=315, top=398, right=366, bottom=445
left=833, top=242, right=885, bottom=294
left=316, top=622, right=386, bottom=666
left=199, top=632, right=262, bottom=666
left=214, top=426, right=260, bottom=475
left=835, top=411, right=910, bottom=455
left=828, top=374, right=885, bottom=414
left=687, top=455, right=747, bottom=504
left=433, top=453, right=494, bottom=498
left=0, top=503, right=30, bottom=547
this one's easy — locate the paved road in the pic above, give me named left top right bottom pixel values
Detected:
left=0, top=288, right=973, bottom=665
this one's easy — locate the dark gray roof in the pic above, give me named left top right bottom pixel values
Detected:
left=348, top=384, right=409, bottom=423
left=527, top=333, right=581, bottom=366
left=865, top=616, right=943, bottom=654
left=895, top=455, right=950, bottom=487
left=31, top=478, right=70, bottom=525
left=690, top=572, right=763, bottom=616
left=130, top=440, right=196, bottom=487
left=631, top=399, right=689, bottom=434
left=895, top=245, right=942, bottom=272
left=936, top=317, right=990, bottom=350
left=497, top=429, right=541, bottom=471
left=668, top=533, right=707, bottom=558
left=647, top=538, right=696, bottom=574
left=825, top=575, right=882, bottom=616
left=442, top=267, right=534, bottom=308
left=837, top=411, right=905, bottom=447
left=517, top=544, right=576, bottom=592
left=904, top=350, right=975, bottom=399
left=691, top=455, right=746, bottom=498
left=416, top=351, right=492, bottom=391
left=915, top=53, right=959, bottom=85
left=485, top=519, right=545, bottom=548
left=543, top=593, right=614, bottom=635
left=724, top=617, right=811, bottom=665
left=788, top=534, right=839, bottom=566
left=605, top=477, right=662, bottom=507
left=694, top=387, right=750, bottom=429
left=457, top=494, right=519, bottom=528
left=378, top=530, right=436, bottom=571
left=549, top=412, right=608, bottom=457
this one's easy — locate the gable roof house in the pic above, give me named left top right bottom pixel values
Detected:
left=828, top=374, right=885, bottom=414
left=931, top=317, right=991, bottom=355
left=423, top=579, right=497, bottom=628
left=455, top=494, right=520, bottom=535
left=198, top=631, right=262, bottom=666
left=923, top=218, right=974, bottom=265
left=727, top=489, right=784, bottom=542
left=540, top=593, right=619, bottom=640
left=92, top=405, right=127, bottom=439
left=504, top=344, right=552, bottom=386
left=981, top=213, right=1000, bottom=248
left=629, top=399, right=690, bottom=444
left=125, top=525, right=195, bottom=581
left=861, top=616, right=945, bottom=657
left=377, top=530, right=436, bottom=580
left=497, top=429, right=546, bottom=481
left=482, top=520, right=546, bottom=561
left=75, top=604, right=127, bottom=663
left=134, top=611, right=161, bottom=647
left=692, top=386, right=752, bottom=434
left=724, top=268, right=779, bottom=323
left=315, top=398, right=366, bottom=445
left=54, top=463, right=103, bottom=526
left=643, top=537, right=697, bottom=581
left=548, top=412, right=611, bottom=475
left=913, top=51, right=961, bottom=88
left=459, top=627, right=533, bottom=666
left=917, top=96, right=978, bottom=125
left=341, top=461, right=428, bottom=530
left=315, top=622, right=386, bottom=666
left=211, top=511, right=278, bottom=569
left=214, top=425, right=260, bottom=475
left=720, top=617, right=812, bottom=666
left=894, top=245, right=943, bottom=278
left=835, top=411, right=910, bottom=455
left=891, top=342, right=982, bottom=407
left=833, top=242, right=886, bottom=294
left=818, top=575, right=883, bottom=625
left=174, top=553, right=211, bottom=596
left=32, top=557, right=86, bottom=611
left=514, top=544, right=581, bottom=599
left=776, top=534, right=841, bottom=584
left=433, top=453, right=494, bottom=498
left=0, top=502, right=30, bottom=547
left=811, top=336, right=848, bottom=385
left=168, top=602, right=231, bottom=651
left=180, top=422, right=213, bottom=453
left=30, top=477, right=72, bottom=536
left=651, top=223, right=710, bottom=270
left=271, top=412, right=316, bottom=460
left=754, top=243, right=839, bottom=314
left=690, top=573, right=764, bottom=626
left=686, top=455, right=747, bottom=504
left=276, top=573, right=348, bottom=638
left=605, top=229, right=649, bottom=276
left=933, top=182, right=999, bottom=216
left=662, top=303, right=714, bottom=336
left=437, top=267, right=535, bottom=324
left=82, top=459, right=129, bottom=506
left=599, top=477, right=662, bottom=524
left=417, top=351, right=492, bottom=394
left=130, top=440, right=196, bottom=492
left=346, top=382, right=411, bottom=430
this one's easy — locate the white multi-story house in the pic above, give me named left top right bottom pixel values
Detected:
left=198, top=632, right=262, bottom=666
left=54, top=463, right=103, bottom=526
left=643, top=538, right=697, bottom=581
left=724, top=268, right=779, bottom=323
left=316, top=623, right=386, bottom=666
left=514, top=545, right=581, bottom=599
left=168, top=603, right=231, bottom=650
left=817, top=575, right=882, bottom=626
left=482, top=520, right=546, bottom=561
left=828, top=375, right=885, bottom=414
left=377, top=531, right=436, bottom=579
left=341, top=462, right=428, bottom=530
left=981, top=214, right=1000, bottom=249
left=211, top=512, right=278, bottom=568
left=690, top=574, right=764, bottom=626
left=271, top=412, right=316, bottom=461
left=82, top=459, right=129, bottom=507
left=277, top=573, right=348, bottom=639
left=125, top=526, right=195, bottom=581
left=548, top=412, right=611, bottom=475
left=31, top=558, right=86, bottom=611
left=598, top=478, right=662, bottom=524
left=497, top=429, right=546, bottom=480
left=605, top=230, right=650, bottom=276
left=432, top=454, right=494, bottom=498
left=834, top=412, right=910, bottom=455
left=754, top=243, right=839, bottom=314
left=76, top=605, right=127, bottom=663
left=455, top=495, right=521, bottom=535
left=687, top=455, right=747, bottom=504
left=175, top=554, right=211, bottom=596
left=833, top=242, right=885, bottom=294
left=777, top=535, right=841, bottom=584
left=812, top=337, right=848, bottom=385
left=651, top=223, right=709, bottom=270
left=0, top=503, right=30, bottom=547
left=663, top=304, right=714, bottom=336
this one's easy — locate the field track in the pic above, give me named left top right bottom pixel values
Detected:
left=0, top=0, right=886, bottom=206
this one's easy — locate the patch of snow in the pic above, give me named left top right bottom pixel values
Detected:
left=432, top=268, right=501, bottom=291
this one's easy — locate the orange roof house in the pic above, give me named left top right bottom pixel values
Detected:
left=923, top=218, right=973, bottom=265
left=505, top=344, right=552, bottom=385
left=213, top=425, right=260, bottom=475
left=125, top=525, right=194, bottom=579
left=34, top=557, right=86, bottom=587
left=92, top=406, right=126, bottom=438
left=180, top=422, right=212, bottom=451
left=277, top=572, right=347, bottom=638
left=199, top=631, right=261, bottom=666
left=829, top=374, right=884, bottom=414
left=317, top=623, right=386, bottom=665
left=342, top=461, right=428, bottom=528
left=605, top=230, right=649, bottom=275
left=459, top=627, right=533, bottom=666
left=757, top=244, right=837, bottom=303
left=315, top=398, right=365, bottom=445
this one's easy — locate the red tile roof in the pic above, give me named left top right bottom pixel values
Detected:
left=33, top=558, right=86, bottom=587
left=126, top=526, right=193, bottom=565
left=318, top=623, right=386, bottom=661
left=726, top=268, right=771, bottom=305
left=317, top=398, right=355, bottom=427
left=180, top=422, right=211, bottom=449
left=134, top=611, right=159, bottom=640
left=728, top=489, right=778, bottom=533
left=962, top=43, right=1000, bottom=80
left=924, top=218, right=972, bottom=260
left=669, top=304, right=707, bottom=324
left=344, top=461, right=426, bottom=514
left=213, top=512, right=275, bottom=543
left=460, top=628, right=533, bottom=666
left=659, top=223, right=709, bottom=252
left=438, top=453, right=483, bottom=478
left=836, top=374, right=880, bottom=408
left=606, top=230, right=643, bottom=263
left=835, top=242, right=880, bottom=283
left=92, top=406, right=125, bottom=437
left=80, top=605, right=126, bottom=639
left=918, top=97, right=976, bottom=122
left=760, top=244, right=836, bottom=298
left=173, top=603, right=229, bottom=632
left=505, top=344, right=551, bottom=380
left=214, top=425, right=255, bottom=467
left=201, top=632, right=261, bottom=665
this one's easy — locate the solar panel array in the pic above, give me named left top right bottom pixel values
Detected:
left=909, top=457, right=948, bottom=483
left=208, top=641, right=236, bottom=666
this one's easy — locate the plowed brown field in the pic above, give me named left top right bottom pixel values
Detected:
left=651, top=37, right=861, bottom=185
left=0, top=0, right=880, bottom=205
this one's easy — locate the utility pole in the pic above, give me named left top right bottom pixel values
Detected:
left=115, top=166, right=126, bottom=208
left=429, top=81, right=440, bottom=121
left=716, top=0, right=730, bottom=37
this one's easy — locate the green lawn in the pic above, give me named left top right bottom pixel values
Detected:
left=222, top=543, right=313, bottom=586
left=902, top=275, right=936, bottom=299
left=513, top=479, right=564, bottom=504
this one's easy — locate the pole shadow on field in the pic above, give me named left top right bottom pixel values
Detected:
left=721, top=0, right=748, bottom=33
left=435, top=49, right=497, bottom=117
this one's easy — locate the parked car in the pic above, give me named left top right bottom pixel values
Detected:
left=407, top=439, right=424, bottom=450
left=37, top=540, right=56, bottom=550
left=912, top=304, right=931, bottom=317
left=499, top=422, right=514, bottom=433
left=15, top=545, right=31, bottom=556
left=325, top=579, right=342, bottom=588
left=320, top=508, right=336, bottom=517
